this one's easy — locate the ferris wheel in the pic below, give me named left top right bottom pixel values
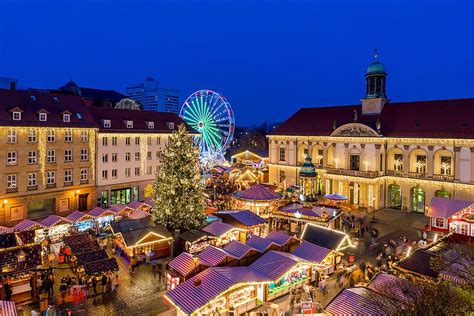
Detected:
left=179, top=90, right=235, bottom=163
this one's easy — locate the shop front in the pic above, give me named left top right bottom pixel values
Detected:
left=99, top=183, right=142, bottom=208
left=66, top=211, right=95, bottom=232
left=37, top=215, right=72, bottom=245
left=267, top=265, right=312, bottom=301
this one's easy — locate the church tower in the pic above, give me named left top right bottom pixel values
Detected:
left=361, top=49, right=388, bottom=115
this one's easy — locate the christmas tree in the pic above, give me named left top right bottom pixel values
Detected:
left=152, top=124, right=206, bottom=230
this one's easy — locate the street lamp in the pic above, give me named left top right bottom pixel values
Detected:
left=1, top=199, right=7, bottom=208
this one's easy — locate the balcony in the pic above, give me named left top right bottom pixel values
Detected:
left=433, top=174, right=455, bottom=182
left=408, top=172, right=428, bottom=179
left=326, top=168, right=383, bottom=178
left=386, top=170, right=405, bottom=177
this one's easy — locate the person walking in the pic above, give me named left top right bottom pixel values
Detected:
left=92, top=276, right=98, bottom=296
left=101, top=274, right=107, bottom=294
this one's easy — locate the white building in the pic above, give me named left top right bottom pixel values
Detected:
left=126, top=77, right=180, bottom=113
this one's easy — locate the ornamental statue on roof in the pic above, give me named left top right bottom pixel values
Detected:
left=299, top=154, right=317, bottom=202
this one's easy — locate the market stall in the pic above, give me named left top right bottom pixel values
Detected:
left=178, top=229, right=216, bottom=254
left=37, top=215, right=72, bottom=244
left=66, top=211, right=96, bottom=232
left=13, top=220, right=46, bottom=243
left=88, top=207, right=116, bottom=229
left=214, top=210, right=269, bottom=238
left=202, top=221, right=246, bottom=247
left=127, top=201, right=152, bottom=213
left=233, top=184, right=283, bottom=218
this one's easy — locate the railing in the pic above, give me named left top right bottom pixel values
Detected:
left=433, top=174, right=455, bottom=182
left=325, top=168, right=383, bottom=178
left=408, top=172, right=428, bottom=179
left=386, top=170, right=404, bottom=177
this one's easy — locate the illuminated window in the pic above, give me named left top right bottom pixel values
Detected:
left=7, top=174, right=17, bottom=189
left=64, top=149, right=73, bottom=162
left=28, top=130, right=37, bottom=143
left=28, top=151, right=37, bottom=164
left=64, top=130, right=73, bottom=142
left=7, top=129, right=17, bottom=143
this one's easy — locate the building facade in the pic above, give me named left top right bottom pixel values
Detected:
left=126, top=77, right=180, bottom=113
left=89, top=107, right=189, bottom=208
left=268, top=55, right=474, bottom=213
left=0, top=89, right=97, bottom=225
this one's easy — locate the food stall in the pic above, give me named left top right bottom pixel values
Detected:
left=214, top=210, right=269, bottom=238
left=66, top=211, right=95, bottom=232
left=178, top=229, right=216, bottom=255
left=201, top=221, right=246, bottom=247
left=88, top=207, right=116, bottom=229
left=37, top=215, right=72, bottom=244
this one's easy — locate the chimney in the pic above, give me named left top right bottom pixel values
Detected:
left=193, top=279, right=201, bottom=287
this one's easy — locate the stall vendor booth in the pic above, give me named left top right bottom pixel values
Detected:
left=214, top=210, right=269, bottom=238
left=0, top=231, right=41, bottom=304
left=108, top=218, right=172, bottom=265
left=66, top=211, right=96, bottom=232
left=127, top=201, right=152, bottom=213
left=201, top=222, right=246, bottom=247
left=233, top=184, right=283, bottom=218
left=37, top=215, right=72, bottom=245
left=178, top=230, right=216, bottom=255
left=272, top=203, right=342, bottom=234
left=292, top=242, right=341, bottom=277
left=109, top=204, right=135, bottom=217
left=13, top=220, right=46, bottom=243
left=89, top=207, right=116, bottom=229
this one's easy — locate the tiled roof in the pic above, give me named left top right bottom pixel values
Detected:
left=13, top=219, right=45, bottom=231
left=40, top=215, right=71, bottom=227
left=397, top=249, right=438, bottom=278
left=201, top=222, right=236, bottom=237
left=427, top=197, right=472, bottom=219
left=214, top=210, right=266, bottom=227
left=178, top=229, right=212, bottom=243
left=249, top=251, right=308, bottom=280
left=66, top=211, right=88, bottom=222
left=245, top=235, right=274, bottom=252
left=127, top=209, right=150, bottom=220
left=197, top=246, right=237, bottom=266
left=88, top=107, right=193, bottom=133
left=0, top=89, right=96, bottom=128
left=168, top=252, right=199, bottom=277
left=234, top=184, right=282, bottom=201
left=270, top=98, right=474, bottom=139
left=265, top=231, right=293, bottom=246
left=292, top=242, right=332, bottom=263
left=223, top=240, right=255, bottom=259
left=368, top=272, right=417, bottom=304
left=325, top=287, right=387, bottom=315
left=165, top=267, right=270, bottom=314
left=301, top=224, right=348, bottom=250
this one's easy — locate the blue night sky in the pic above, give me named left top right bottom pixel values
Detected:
left=0, top=0, right=473, bottom=126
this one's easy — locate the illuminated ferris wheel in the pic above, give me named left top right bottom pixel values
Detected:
left=179, top=90, right=235, bottom=163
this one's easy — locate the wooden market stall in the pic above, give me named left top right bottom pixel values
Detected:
left=233, top=184, right=283, bottom=218
left=66, top=211, right=96, bottom=232
left=201, top=221, right=247, bottom=247
left=213, top=210, right=269, bottom=238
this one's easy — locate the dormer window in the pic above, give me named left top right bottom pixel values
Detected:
left=125, top=120, right=133, bottom=129
left=103, top=120, right=111, bottom=128
left=63, top=114, right=70, bottom=122
left=166, top=122, right=174, bottom=130
left=13, top=112, right=21, bottom=120
left=39, top=112, right=47, bottom=122
left=147, top=121, right=154, bottom=129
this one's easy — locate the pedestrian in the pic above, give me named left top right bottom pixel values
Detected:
left=101, top=274, right=107, bottom=294
left=130, top=256, right=137, bottom=273
left=48, top=274, right=55, bottom=296
left=92, top=276, right=98, bottom=295
left=4, top=281, right=12, bottom=301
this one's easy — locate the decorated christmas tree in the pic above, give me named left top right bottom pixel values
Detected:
left=152, top=124, right=206, bottom=230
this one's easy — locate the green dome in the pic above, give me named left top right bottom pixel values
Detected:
left=366, top=61, right=386, bottom=75
left=299, top=155, right=317, bottom=177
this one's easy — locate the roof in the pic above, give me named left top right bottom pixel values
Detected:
left=66, top=211, right=89, bottom=222
left=214, top=210, right=266, bottom=227
left=127, top=209, right=150, bottom=220
left=234, top=184, right=282, bottom=201
left=179, top=229, right=212, bottom=243
left=292, top=242, right=332, bottom=263
left=299, top=155, right=317, bottom=177
left=276, top=205, right=338, bottom=220
left=40, top=215, right=71, bottom=227
left=109, top=204, right=132, bottom=213
left=300, top=224, right=349, bottom=250
left=270, top=98, right=474, bottom=139
left=265, top=231, right=294, bottom=246
left=88, top=207, right=113, bottom=217
left=127, top=201, right=145, bottom=209
left=427, top=197, right=472, bottom=219
left=197, top=246, right=237, bottom=266
left=88, top=107, right=193, bottom=133
left=397, top=249, right=438, bottom=278
left=13, top=219, right=45, bottom=231
left=249, top=250, right=309, bottom=280
left=201, top=221, right=237, bottom=237
left=168, top=252, right=199, bottom=277
left=165, top=267, right=270, bottom=314
left=368, top=272, right=417, bottom=304
left=109, top=218, right=171, bottom=247
left=245, top=235, right=274, bottom=252
left=0, top=89, right=96, bottom=128
left=59, top=80, right=126, bottom=102
left=367, top=61, right=386, bottom=74
left=325, top=287, right=387, bottom=315
left=223, top=240, right=255, bottom=259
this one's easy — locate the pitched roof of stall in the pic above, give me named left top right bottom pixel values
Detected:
left=249, top=251, right=310, bottom=280
left=265, top=231, right=294, bottom=246
left=223, top=240, right=256, bottom=259
left=245, top=235, right=274, bottom=252
left=197, top=245, right=237, bottom=266
left=168, top=252, right=199, bottom=277
left=325, top=287, right=389, bottom=315
left=300, top=223, right=348, bottom=250
left=292, top=242, right=332, bottom=263
left=201, top=221, right=237, bottom=237
left=234, top=184, right=282, bottom=201
left=214, top=210, right=266, bottom=227
left=427, top=197, right=472, bottom=219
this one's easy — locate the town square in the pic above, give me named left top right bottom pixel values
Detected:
left=0, top=1, right=472, bottom=315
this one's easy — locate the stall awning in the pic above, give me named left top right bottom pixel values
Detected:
left=0, top=300, right=17, bottom=316
left=40, top=215, right=71, bottom=227
left=292, top=242, right=332, bottom=263
left=427, top=197, right=471, bottom=219
left=169, top=252, right=199, bottom=277
left=13, top=219, right=45, bottom=231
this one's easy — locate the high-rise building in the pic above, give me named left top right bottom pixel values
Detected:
left=0, top=77, right=17, bottom=90
left=126, top=77, right=180, bottom=113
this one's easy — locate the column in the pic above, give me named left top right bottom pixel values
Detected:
left=403, top=145, right=410, bottom=175
left=427, top=146, right=434, bottom=177
left=360, top=144, right=366, bottom=170
left=454, top=147, right=461, bottom=181
left=375, top=144, right=382, bottom=172
left=471, top=148, right=474, bottom=183
left=344, top=143, right=349, bottom=169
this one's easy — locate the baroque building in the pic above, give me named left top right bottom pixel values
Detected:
left=268, top=54, right=474, bottom=213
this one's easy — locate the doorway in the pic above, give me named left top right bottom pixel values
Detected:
left=389, top=184, right=402, bottom=209
left=411, top=187, right=425, bottom=213
left=78, top=194, right=89, bottom=212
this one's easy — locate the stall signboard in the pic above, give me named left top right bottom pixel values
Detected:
left=187, top=241, right=210, bottom=254
left=200, top=297, right=226, bottom=315
left=228, top=286, right=255, bottom=306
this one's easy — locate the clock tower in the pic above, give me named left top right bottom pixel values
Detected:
left=361, top=49, right=388, bottom=115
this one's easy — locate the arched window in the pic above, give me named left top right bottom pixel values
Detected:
left=435, top=189, right=451, bottom=199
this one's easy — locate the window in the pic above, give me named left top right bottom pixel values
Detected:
left=47, top=130, right=55, bottom=142
left=80, top=168, right=88, bottom=182
left=279, top=170, right=286, bottom=182
left=147, top=121, right=154, bottom=129
left=80, top=149, right=88, bottom=161
left=12, top=112, right=21, bottom=121
left=7, top=151, right=17, bottom=165
left=135, top=167, right=140, bottom=176
left=39, top=112, right=47, bottom=121
left=125, top=168, right=131, bottom=177
left=46, top=171, right=55, bottom=185
left=147, top=152, right=152, bottom=160
left=28, top=151, right=37, bottom=164
left=7, top=129, right=17, bottom=143
left=156, top=137, right=161, bottom=145
left=147, top=137, right=152, bottom=145
left=80, top=131, right=88, bottom=142
left=126, top=120, right=133, bottom=128
left=125, top=137, right=131, bottom=146
left=102, top=137, right=108, bottom=146
left=350, top=155, right=360, bottom=171
left=64, top=170, right=73, bottom=184
left=112, top=153, right=118, bottom=162
left=28, top=173, right=37, bottom=187
left=47, top=150, right=56, bottom=163
left=7, top=174, right=17, bottom=189
left=167, top=122, right=174, bottom=130
left=434, top=218, right=445, bottom=228
left=102, top=170, right=108, bottom=179
left=64, top=130, right=73, bottom=142
left=63, top=114, right=70, bottom=122
left=279, top=148, right=286, bottom=161
left=317, top=149, right=324, bottom=164
left=440, top=156, right=452, bottom=175
left=156, top=151, right=161, bottom=159
left=112, top=169, right=117, bottom=178
left=146, top=166, right=153, bottom=175
left=416, top=155, right=427, bottom=173
left=102, top=154, right=108, bottom=163
left=135, top=152, right=140, bottom=161
left=135, top=137, right=140, bottom=145
left=125, top=152, right=131, bottom=161
left=64, top=149, right=73, bottom=162
left=103, top=120, right=111, bottom=128
left=112, top=137, right=118, bottom=146
left=394, top=154, right=403, bottom=171
left=28, top=130, right=37, bottom=143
